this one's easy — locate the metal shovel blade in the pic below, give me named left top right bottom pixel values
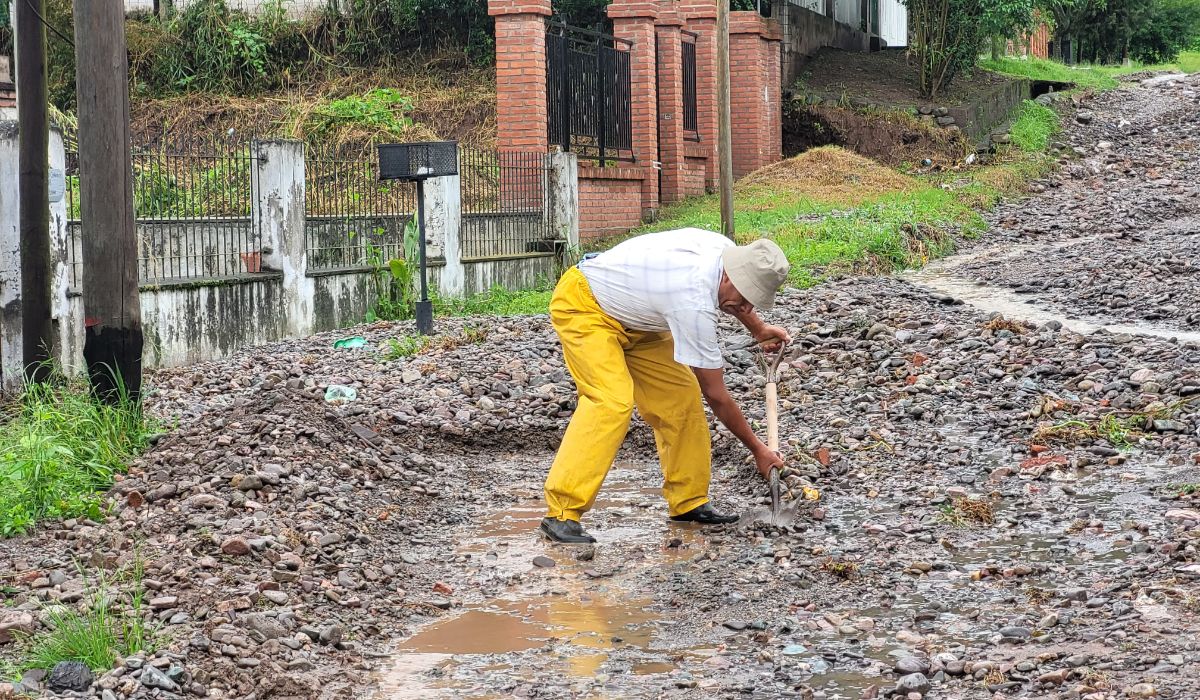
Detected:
left=740, top=467, right=797, bottom=527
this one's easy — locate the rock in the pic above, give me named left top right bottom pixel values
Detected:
left=47, top=661, right=92, bottom=692
left=895, top=657, right=930, bottom=674
left=1000, top=625, right=1032, bottom=641
left=1153, top=419, right=1187, bottom=433
left=1166, top=509, right=1200, bottom=522
left=1126, top=683, right=1157, bottom=697
left=140, top=665, right=180, bottom=693
left=220, top=536, right=252, bottom=556
left=0, top=612, right=35, bottom=644
left=1038, top=669, right=1068, bottom=685
left=532, top=555, right=555, bottom=568
left=1076, top=111, right=1094, bottom=124
left=319, top=624, right=344, bottom=645
left=242, top=613, right=288, bottom=640
left=723, top=620, right=748, bottom=631
left=894, top=673, right=930, bottom=695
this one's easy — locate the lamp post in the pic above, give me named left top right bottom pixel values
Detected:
left=377, top=141, right=459, bottom=335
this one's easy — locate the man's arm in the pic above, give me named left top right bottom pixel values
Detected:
left=692, top=367, right=784, bottom=478
left=730, top=308, right=790, bottom=350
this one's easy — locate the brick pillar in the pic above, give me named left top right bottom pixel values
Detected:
left=609, top=0, right=660, bottom=217
left=655, top=10, right=686, bottom=204
left=729, top=12, right=783, bottom=178
left=489, top=0, right=552, bottom=153
left=681, top=0, right=718, bottom=191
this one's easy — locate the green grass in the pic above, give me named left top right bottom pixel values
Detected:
left=641, top=185, right=985, bottom=287
left=435, top=284, right=552, bottom=317
left=981, top=52, right=1200, bottom=94
left=20, top=562, right=155, bottom=672
left=0, top=370, right=156, bottom=537
left=1008, top=100, right=1062, bottom=152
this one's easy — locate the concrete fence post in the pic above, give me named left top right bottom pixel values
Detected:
left=547, top=151, right=580, bottom=251
left=422, top=174, right=465, bottom=299
left=0, top=121, right=21, bottom=392
left=253, top=139, right=311, bottom=338
left=0, top=121, right=72, bottom=391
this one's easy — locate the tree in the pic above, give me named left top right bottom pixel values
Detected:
left=905, top=0, right=986, bottom=97
left=982, top=0, right=1036, bottom=59
left=1041, top=0, right=1105, bottom=63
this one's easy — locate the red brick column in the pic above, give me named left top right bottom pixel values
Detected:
left=729, top=12, right=783, bottom=178
left=681, top=0, right=718, bottom=192
left=489, top=0, right=552, bottom=153
left=609, top=0, right=660, bottom=217
left=655, top=9, right=686, bottom=204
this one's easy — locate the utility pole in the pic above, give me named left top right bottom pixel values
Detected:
left=16, top=0, right=54, bottom=382
left=74, top=0, right=143, bottom=401
left=717, top=0, right=734, bottom=240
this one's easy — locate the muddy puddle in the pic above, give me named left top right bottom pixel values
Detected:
left=373, top=464, right=720, bottom=698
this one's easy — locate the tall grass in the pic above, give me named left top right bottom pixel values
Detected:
left=0, top=370, right=155, bottom=537
left=22, top=562, right=156, bottom=672
left=435, top=284, right=554, bottom=317
left=1008, top=100, right=1062, bottom=152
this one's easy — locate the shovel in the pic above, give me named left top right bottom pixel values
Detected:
left=740, top=341, right=799, bottom=528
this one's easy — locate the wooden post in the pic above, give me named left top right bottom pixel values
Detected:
left=74, top=0, right=143, bottom=401
left=717, top=0, right=734, bottom=240
left=16, top=0, right=53, bottom=382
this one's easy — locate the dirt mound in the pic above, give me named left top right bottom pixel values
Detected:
left=783, top=104, right=973, bottom=168
left=737, top=146, right=918, bottom=203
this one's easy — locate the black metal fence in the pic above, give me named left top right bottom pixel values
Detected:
left=304, top=145, right=417, bottom=272
left=460, top=150, right=555, bottom=260
left=682, top=31, right=699, bottom=139
left=64, top=134, right=262, bottom=287
left=546, top=20, right=634, bottom=166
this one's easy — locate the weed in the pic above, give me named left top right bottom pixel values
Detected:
left=982, top=668, right=1005, bottom=685
left=1167, top=483, right=1199, bottom=496
left=940, top=497, right=995, bottom=527
left=0, top=367, right=156, bottom=537
left=1025, top=586, right=1051, bottom=606
left=820, top=558, right=859, bottom=580
left=312, top=89, right=415, bottom=140
left=984, top=316, right=1028, bottom=334
left=383, top=335, right=429, bottom=361
left=1081, top=668, right=1112, bottom=690
left=21, top=563, right=155, bottom=672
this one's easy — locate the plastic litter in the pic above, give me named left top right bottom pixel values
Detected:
left=324, top=385, right=358, bottom=403
left=333, top=336, right=367, bottom=349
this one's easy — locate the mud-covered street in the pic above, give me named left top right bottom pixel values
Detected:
left=2, top=74, right=1199, bottom=700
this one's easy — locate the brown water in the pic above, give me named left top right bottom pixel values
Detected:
left=373, top=466, right=713, bottom=698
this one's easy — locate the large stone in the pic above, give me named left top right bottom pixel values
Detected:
left=47, top=661, right=93, bottom=692
left=220, top=536, right=252, bottom=556
left=0, top=612, right=34, bottom=644
left=140, top=665, right=180, bottom=692
left=894, top=673, right=930, bottom=695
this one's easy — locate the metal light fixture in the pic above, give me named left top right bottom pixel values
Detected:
left=377, top=141, right=459, bottom=335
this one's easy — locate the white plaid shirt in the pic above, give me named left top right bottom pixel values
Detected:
left=579, top=228, right=732, bottom=369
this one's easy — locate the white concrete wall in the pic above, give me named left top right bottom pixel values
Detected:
left=878, top=0, right=907, bottom=47
left=1, top=139, right=574, bottom=372
left=124, top=0, right=324, bottom=17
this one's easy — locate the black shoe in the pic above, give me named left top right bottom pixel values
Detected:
left=670, top=503, right=739, bottom=525
left=540, top=517, right=597, bottom=543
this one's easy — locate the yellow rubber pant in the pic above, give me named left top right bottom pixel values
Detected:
left=544, top=266, right=712, bottom=521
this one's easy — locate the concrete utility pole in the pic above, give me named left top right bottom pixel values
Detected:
left=16, top=0, right=54, bottom=382
left=74, top=0, right=144, bottom=401
left=716, top=0, right=734, bottom=240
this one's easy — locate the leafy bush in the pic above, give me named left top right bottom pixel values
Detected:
left=0, top=370, right=155, bottom=537
left=313, top=89, right=415, bottom=139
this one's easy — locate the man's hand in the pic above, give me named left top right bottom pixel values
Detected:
left=753, top=324, right=791, bottom=353
left=753, top=444, right=784, bottom=479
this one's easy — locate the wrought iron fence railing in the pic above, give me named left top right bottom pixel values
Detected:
left=682, top=31, right=700, bottom=140
left=546, top=20, right=634, bottom=166
left=460, top=149, right=555, bottom=261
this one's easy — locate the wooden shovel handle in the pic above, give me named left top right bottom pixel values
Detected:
left=765, top=380, right=779, bottom=452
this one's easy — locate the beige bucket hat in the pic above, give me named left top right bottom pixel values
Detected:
left=721, top=239, right=790, bottom=310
